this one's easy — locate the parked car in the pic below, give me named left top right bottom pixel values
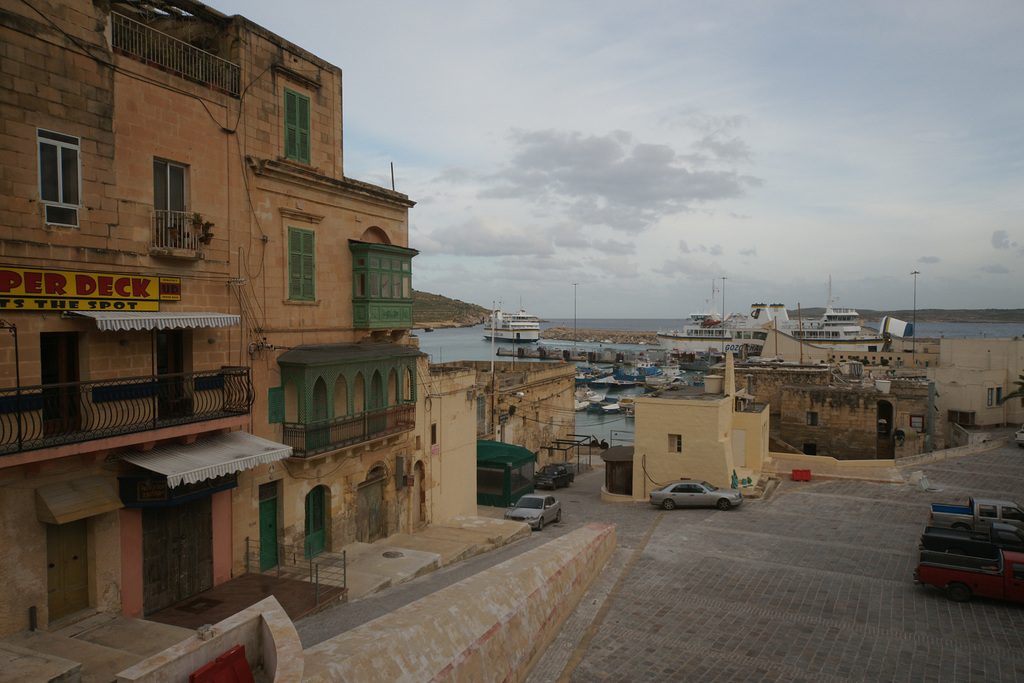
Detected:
left=919, top=523, right=1024, bottom=559
left=1015, top=424, right=1024, bottom=448
left=504, top=494, right=561, bottom=530
left=929, top=497, right=1024, bottom=532
left=914, top=548, right=1024, bottom=603
left=535, top=463, right=575, bottom=489
left=649, top=480, right=743, bottom=511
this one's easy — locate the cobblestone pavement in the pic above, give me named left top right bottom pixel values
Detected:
left=297, top=442, right=1024, bottom=681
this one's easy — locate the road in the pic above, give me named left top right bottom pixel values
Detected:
left=298, top=443, right=1024, bottom=681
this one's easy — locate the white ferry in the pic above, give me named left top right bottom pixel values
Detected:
left=483, top=308, right=541, bottom=343
left=656, top=311, right=768, bottom=356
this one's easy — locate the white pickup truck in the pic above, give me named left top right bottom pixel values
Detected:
left=930, top=497, right=1024, bottom=532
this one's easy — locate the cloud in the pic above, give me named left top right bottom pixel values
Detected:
left=917, top=256, right=940, bottom=264
left=980, top=264, right=1010, bottom=274
left=992, top=230, right=1010, bottom=249
left=417, top=215, right=552, bottom=256
left=476, top=129, right=761, bottom=233
left=679, top=240, right=692, bottom=253
left=740, top=247, right=758, bottom=257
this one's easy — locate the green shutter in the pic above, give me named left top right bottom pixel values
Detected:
left=284, top=88, right=310, bottom=163
left=297, top=95, right=310, bottom=164
left=288, top=227, right=315, bottom=301
left=268, top=386, right=284, bottom=424
left=301, top=229, right=315, bottom=299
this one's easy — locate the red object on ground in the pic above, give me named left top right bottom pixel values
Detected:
left=792, top=469, right=812, bottom=482
left=189, top=644, right=254, bottom=683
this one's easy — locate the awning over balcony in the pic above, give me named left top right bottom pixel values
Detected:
left=64, top=311, right=240, bottom=331
left=35, top=475, right=123, bottom=524
left=119, top=431, right=292, bottom=488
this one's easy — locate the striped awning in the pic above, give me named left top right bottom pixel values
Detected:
left=65, top=311, right=240, bottom=331
left=119, top=431, right=292, bottom=488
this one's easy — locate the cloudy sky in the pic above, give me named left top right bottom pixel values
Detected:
left=212, top=0, right=1023, bottom=319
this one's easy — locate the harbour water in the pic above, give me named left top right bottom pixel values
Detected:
left=414, top=319, right=1023, bottom=448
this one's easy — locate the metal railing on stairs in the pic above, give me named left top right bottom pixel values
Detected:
left=244, top=537, right=346, bottom=606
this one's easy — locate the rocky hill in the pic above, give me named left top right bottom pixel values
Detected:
left=413, top=290, right=490, bottom=328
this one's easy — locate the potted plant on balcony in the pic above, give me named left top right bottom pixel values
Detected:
left=191, top=212, right=215, bottom=245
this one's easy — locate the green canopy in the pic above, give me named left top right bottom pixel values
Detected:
left=476, top=440, right=536, bottom=507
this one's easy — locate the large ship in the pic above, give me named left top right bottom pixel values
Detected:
left=483, top=308, right=541, bottom=343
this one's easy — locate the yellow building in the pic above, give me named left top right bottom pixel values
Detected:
left=0, top=0, right=475, bottom=636
left=630, top=356, right=768, bottom=501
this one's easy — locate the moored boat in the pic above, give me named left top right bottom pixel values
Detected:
left=483, top=307, right=541, bottom=343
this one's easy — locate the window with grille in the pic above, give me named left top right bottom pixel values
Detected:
left=38, top=129, right=81, bottom=227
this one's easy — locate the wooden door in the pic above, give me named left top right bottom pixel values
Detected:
left=258, top=482, right=278, bottom=571
left=46, top=519, right=89, bottom=620
left=40, top=332, right=80, bottom=434
left=304, top=486, right=325, bottom=559
left=356, top=480, right=384, bottom=543
left=142, top=497, right=213, bottom=614
left=156, top=330, right=189, bottom=419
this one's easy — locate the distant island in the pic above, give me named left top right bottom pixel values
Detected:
left=412, top=290, right=490, bottom=328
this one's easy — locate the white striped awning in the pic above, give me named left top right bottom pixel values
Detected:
left=119, top=431, right=292, bottom=488
left=65, top=311, right=240, bottom=331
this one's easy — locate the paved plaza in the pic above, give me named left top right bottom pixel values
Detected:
left=297, top=442, right=1024, bottom=682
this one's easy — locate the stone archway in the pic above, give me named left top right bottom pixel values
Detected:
left=356, top=464, right=388, bottom=542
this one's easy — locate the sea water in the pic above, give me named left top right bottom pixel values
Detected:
left=415, top=320, right=1023, bottom=447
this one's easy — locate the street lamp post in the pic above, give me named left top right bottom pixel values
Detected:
left=573, top=283, right=578, bottom=357
left=911, top=271, right=919, bottom=369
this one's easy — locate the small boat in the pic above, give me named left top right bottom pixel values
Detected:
left=574, top=400, right=589, bottom=412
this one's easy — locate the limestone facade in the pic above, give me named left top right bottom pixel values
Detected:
left=0, top=0, right=475, bottom=636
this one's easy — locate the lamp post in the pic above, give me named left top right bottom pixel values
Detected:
left=573, top=283, right=578, bottom=358
left=721, top=276, right=727, bottom=319
left=911, top=271, right=919, bottom=369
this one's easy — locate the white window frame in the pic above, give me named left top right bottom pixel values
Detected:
left=37, top=129, right=81, bottom=227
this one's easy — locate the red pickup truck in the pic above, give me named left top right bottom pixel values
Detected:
left=914, top=549, right=1024, bottom=603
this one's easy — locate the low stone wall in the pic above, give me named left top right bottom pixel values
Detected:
left=896, top=436, right=1013, bottom=468
left=302, top=523, right=616, bottom=683
left=116, top=597, right=303, bottom=683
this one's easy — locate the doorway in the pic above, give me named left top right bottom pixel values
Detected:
left=258, top=482, right=279, bottom=571
left=46, top=519, right=89, bottom=621
left=356, top=469, right=385, bottom=543
left=304, top=486, right=326, bottom=559
left=156, top=329, right=188, bottom=419
left=141, top=497, right=213, bottom=614
left=40, top=332, right=79, bottom=434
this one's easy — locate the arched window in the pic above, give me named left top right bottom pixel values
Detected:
left=312, top=377, right=328, bottom=422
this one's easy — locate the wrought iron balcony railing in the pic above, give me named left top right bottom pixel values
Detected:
left=0, top=367, right=253, bottom=456
left=152, top=209, right=200, bottom=250
left=111, top=12, right=241, bottom=97
left=282, top=404, right=415, bottom=458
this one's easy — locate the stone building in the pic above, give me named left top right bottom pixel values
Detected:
left=628, top=356, right=769, bottom=501
left=928, top=337, right=1024, bottom=445
left=0, top=0, right=475, bottom=636
left=431, top=360, right=576, bottom=462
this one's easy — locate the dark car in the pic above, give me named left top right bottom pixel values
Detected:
left=920, top=522, right=1024, bottom=558
left=535, top=463, right=575, bottom=489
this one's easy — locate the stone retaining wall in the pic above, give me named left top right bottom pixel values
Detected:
left=302, top=523, right=616, bottom=682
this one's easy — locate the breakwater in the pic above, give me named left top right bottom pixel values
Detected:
left=541, top=327, right=659, bottom=346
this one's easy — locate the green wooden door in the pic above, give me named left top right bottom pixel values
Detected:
left=46, top=519, right=89, bottom=620
left=304, top=486, right=325, bottom=559
left=258, top=483, right=278, bottom=571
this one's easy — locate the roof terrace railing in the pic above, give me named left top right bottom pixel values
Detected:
left=111, top=12, right=241, bottom=96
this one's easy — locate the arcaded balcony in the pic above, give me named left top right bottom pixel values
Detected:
left=282, top=404, right=415, bottom=458
left=0, top=367, right=253, bottom=456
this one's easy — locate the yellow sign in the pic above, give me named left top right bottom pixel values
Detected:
left=0, top=267, right=180, bottom=312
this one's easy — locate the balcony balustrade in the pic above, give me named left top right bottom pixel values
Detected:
left=152, top=209, right=201, bottom=250
left=282, top=404, right=415, bottom=458
left=0, top=367, right=253, bottom=456
left=111, top=12, right=241, bottom=96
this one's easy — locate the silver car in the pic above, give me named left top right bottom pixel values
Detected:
left=649, top=480, right=743, bottom=511
left=504, top=494, right=562, bottom=530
